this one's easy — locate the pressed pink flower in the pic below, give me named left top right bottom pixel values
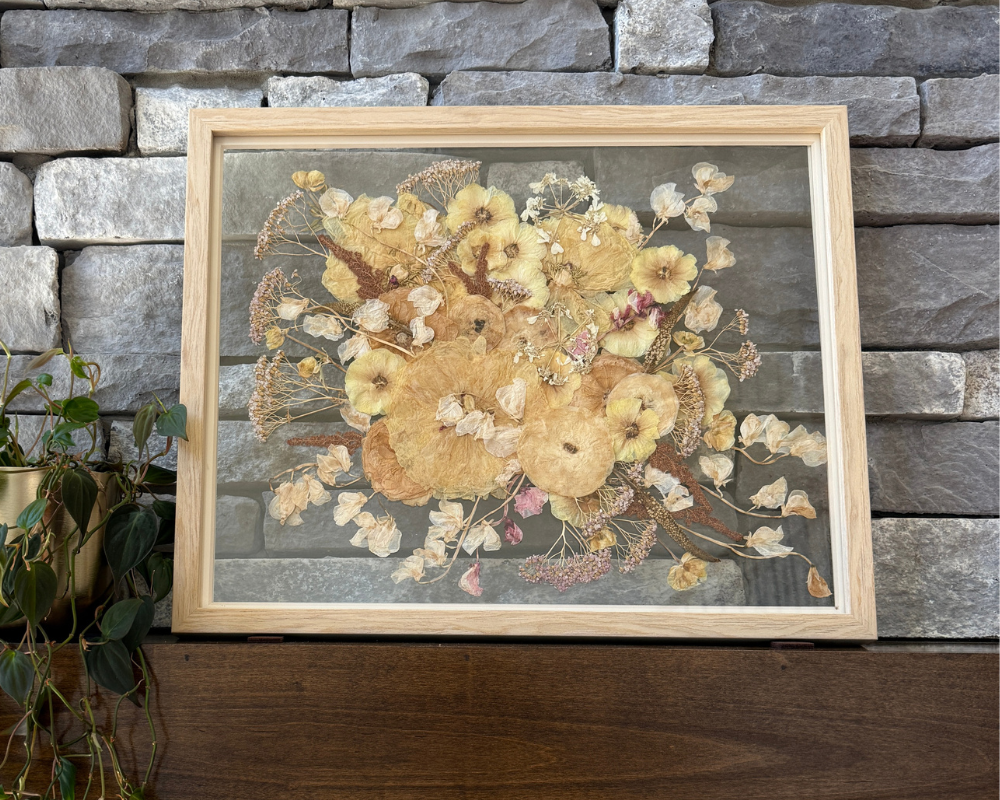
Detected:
left=504, top=518, right=523, bottom=545
left=459, top=562, right=483, bottom=597
left=514, top=486, right=549, bottom=518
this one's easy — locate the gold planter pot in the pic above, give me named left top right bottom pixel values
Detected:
left=0, top=466, right=118, bottom=625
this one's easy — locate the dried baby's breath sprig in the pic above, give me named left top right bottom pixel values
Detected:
left=255, top=191, right=304, bottom=260
left=397, top=159, right=481, bottom=205
left=735, top=309, right=750, bottom=336
left=286, top=432, right=364, bottom=454
left=519, top=549, right=612, bottom=592
left=248, top=353, right=286, bottom=440
left=735, top=341, right=762, bottom=381
left=249, top=268, right=291, bottom=344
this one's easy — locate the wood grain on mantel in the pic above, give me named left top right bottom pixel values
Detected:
left=1, top=643, right=995, bottom=798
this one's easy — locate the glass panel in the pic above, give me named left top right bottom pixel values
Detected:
left=215, top=145, right=832, bottom=608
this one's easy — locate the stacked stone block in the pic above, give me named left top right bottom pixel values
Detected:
left=0, top=0, right=996, bottom=637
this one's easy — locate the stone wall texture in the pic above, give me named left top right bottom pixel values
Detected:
left=0, top=0, right=997, bottom=641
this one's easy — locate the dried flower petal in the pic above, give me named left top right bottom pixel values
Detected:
left=353, top=298, right=391, bottom=333
left=428, top=499, right=466, bottom=543
left=334, top=491, right=368, bottom=525
left=782, top=490, right=817, bottom=519
left=514, top=487, right=549, bottom=518
left=699, top=454, right=733, bottom=488
left=391, top=554, right=425, bottom=584
left=319, top=187, right=354, bottom=218
left=459, top=562, right=484, bottom=596
left=750, top=477, right=788, bottom=509
left=495, top=377, right=527, bottom=420
left=667, top=552, right=708, bottom=591
left=650, top=182, right=686, bottom=220
left=463, top=522, right=501, bottom=554
left=807, top=567, right=832, bottom=598
left=276, top=297, right=309, bottom=321
left=303, top=314, right=344, bottom=341
left=745, top=525, right=794, bottom=557
left=435, top=394, right=465, bottom=427
left=684, top=285, right=724, bottom=334
left=408, top=285, right=444, bottom=316
left=504, top=518, right=523, bottom=545
left=704, top=236, right=736, bottom=271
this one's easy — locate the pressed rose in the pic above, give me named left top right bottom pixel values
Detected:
left=514, top=486, right=549, bottom=518
left=606, top=397, right=660, bottom=463
left=482, top=425, right=521, bottom=458
left=692, top=162, right=735, bottom=196
left=703, top=410, right=736, bottom=451
left=292, top=170, right=326, bottom=191
left=391, top=554, right=425, bottom=584
left=344, top=348, right=406, bottom=416
left=606, top=372, right=679, bottom=437
left=699, top=454, right=733, bottom=488
left=518, top=407, right=616, bottom=498
left=479, top=220, right=546, bottom=274
left=361, top=419, right=433, bottom=506
left=650, top=182, right=686, bottom=220
left=782, top=490, right=817, bottom=519
left=668, top=553, right=708, bottom=591
left=750, top=477, right=787, bottom=509
left=684, top=285, right=723, bottom=334
left=630, top=245, right=698, bottom=304
left=704, top=236, right=736, bottom=271
left=458, top=562, right=484, bottom=597
left=446, top=184, right=517, bottom=232
left=341, top=403, right=371, bottom=433
left=448, top=294, right=506, bottom=350
left=745, top=525, right=794, bottom=558
left=333, top=491, right=368, bottom=526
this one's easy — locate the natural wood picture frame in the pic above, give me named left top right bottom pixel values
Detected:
left=173, top=105, right=876, bottom=639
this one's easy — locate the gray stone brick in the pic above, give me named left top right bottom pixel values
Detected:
left=0, top=9, right=349, bottom=75
left=350, top=0, right=611, bottom=79
left=34, top=157, right=186, bottom=247
left=0, top=163, right=32, bottom=246
left=266, top=74, right=429, bottom=109
left=1, top=353, right=179, bottom=414
left=485, top=160, right=586, bottom=214
left=962, top=350, right=999, bottom=421
left=615, top=0, right=713, bottom=75
left=216, top=420, right=355, bottom=485
left=136, top=86, right=263, bottom=156
left=873, top=517, right=999, bottom=639
left=219, top=364, right=254, bottom=418
left=0, top=67, right=131, bottom=156
left=47, top=0, right=316, bottom=8
left=434, top=71, right=921, bottom=146
left=213, top=556, right=746, bottom=605
left=867, top=421, right=999, bottom=515
left=855, top=225, right=999, bottom=349
left=852, top=144, right=999, bottom=226
left=62, top=245, right=184, bottom=355
left=0, top=247, right=59, bottom=352
left=711, top=2, right=999, bottom=79
left=215, top=495, right=262, bottom=557
left=919, top=74, right=1000, bottom=148
left=727, top=351, right=965, bottom=419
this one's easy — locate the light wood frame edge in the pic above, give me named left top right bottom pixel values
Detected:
left=174, top=106, right=876, bottom=640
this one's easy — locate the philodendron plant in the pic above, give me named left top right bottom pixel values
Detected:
left=0, top=342, right=184, bottom=799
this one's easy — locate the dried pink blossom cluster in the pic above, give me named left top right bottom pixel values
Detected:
left=519, top=549, right=612, bottom=592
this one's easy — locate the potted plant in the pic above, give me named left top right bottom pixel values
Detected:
left=0, top=342, right=183, bottom=798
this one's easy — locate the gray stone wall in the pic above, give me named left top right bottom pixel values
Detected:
left=0, top=0, right=996, bottom=638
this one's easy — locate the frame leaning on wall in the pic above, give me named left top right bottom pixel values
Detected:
left=173, top=105, right=876, bottom=639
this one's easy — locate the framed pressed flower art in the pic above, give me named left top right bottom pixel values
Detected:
left=173, top=105, right=876, bottom=639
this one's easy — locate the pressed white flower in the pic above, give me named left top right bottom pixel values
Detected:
left=334, top=491, right=368, bottom=526
left=275, top=297, right=309, bottom=321
left=414, top=208, right=447, bottom=248
left=684, top=195, right=718, bottom=233
left=267, top=480, right=309, bottom=527
left=684, top=285, right=723, bottom=334
left=750, top=477, right=788, bottom=509
left=782, top=489, right=817, bottom=519
left=338, top=334, right=371, bottom=363
left=301, top=473, right=332, bottom=508
left=427, top=500, right=466, bottom=542
left=350, top=513, right=402, bottom=557
left=463, top=521, right=501, bottom=554
left=664, top=485, right=695, bottom=512
left=745, top=525, right=794, bottom=557
left=435, top=394, right=465, bottom=427
left=455, top=409, right=492, bottom=439
left=319, top=187, right=353, bottom=219
left=407, top=285, right=443, bottom=316
left=409, top=316, right=435, bottom=347
left=765, top=417, right=792, bottom=455
left=644, top=464, right=681, bottom=496
left=739, top=413, right=766, bottom=446
left=341, top=403, right=371, bottom=433
left=316, top=444, right=352, bottom=485
left=495, top=377, right=527, bottom=420
left=699, top=454, right=733, bottom=488
left=482, top=425, right=520, bottom=458
left=650, top=182, right=686, bottom=220
left=692, top=162, right=735, bottom=195
left=415, top=538, right=448, bottom=566
left=704, top=236, right=736, bottom=272
left=781, top=426, right=828, bottom=467
left=302, top=314, right=344, bottom=341
left=367, top=196, right=403, bottom=231
left=352, top=299, right=390, bottom=333
left=391, top=555, right=425, bottom=584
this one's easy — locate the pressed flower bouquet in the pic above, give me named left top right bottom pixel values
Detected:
left=245, top=156, right=833, bottom=603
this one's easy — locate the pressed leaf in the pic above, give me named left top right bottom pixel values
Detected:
left=100, top=598, right=143, bottom=641
left=103, top=506, right=158, bottom=584
left=84, top=639, right=136, bottom=698
left=154, top=404, right=188, bottom=441
left=15, top=497, right=46, bottom=532
left=14, top=562, right=56, bottom=629
left=121, top=595, right=154, bottom=653
left=0, top=649, right=34, bottom=705
left=60, top=468, right=98, bottom=534
left=56, top=756, right=76, bottom=800
left=132, top=403, right=158, bottom=454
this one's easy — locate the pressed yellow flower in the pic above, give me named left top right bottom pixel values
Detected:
left=292, top=170, right=326, bottom=191
left=673, top=331, right=705, bottom=352
left=333, top=195, right=420, bottom=271
left=466, top=219, right=546, bottom=273
left=536, top=348, right=582, bottom=408
left=448, top=294, right=506, bottom=350
left=587, top=527, right=617, bottom=552
left=264, top=327, right=285, bottom=350
left=606, top=397, right=659, bottom=463
left=296, top=356, right=320, bottom=379
left=673, top=355, right=731, bottom=425
left=345, top=348, right=406, bottom=415
left=321, top=253, right=362, bottom=303
left=549, top=492, right=603, bottom=527
left=571, top=353, right=642, bottom=415
left=489, top=260, right=550, bottom=310
left=361, top=419, right=433, bottom=506
left=630, top=245, right=698, bottom=304
left=517, top=406, right=616, bottom=497
left=497, top=305, right=560, bottom=355
left=602, top=203, right=643, bottom=245
left=595, top=291, right=659, bottom=358
left=541, top=217, right=635, bottom=296
left=703, top=410, right=736, bottom=451
left=667, top=552, right=708, bottom=591
left=606, top=372, right=679, bottom=436
left=445, top=183, right=517, bottom=232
